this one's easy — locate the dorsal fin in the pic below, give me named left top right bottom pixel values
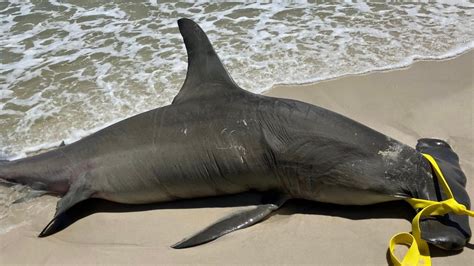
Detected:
left=172, top=18, right=243, bottom=104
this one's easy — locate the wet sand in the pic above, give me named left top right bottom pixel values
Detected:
left=0, top=51, right=473, bottom=265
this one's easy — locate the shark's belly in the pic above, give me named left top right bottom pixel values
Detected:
left=312, top=184, right=401, bottom=205
left=89, top=139, right=278, bottom=204
left=94, top=166, right=268, bottom=204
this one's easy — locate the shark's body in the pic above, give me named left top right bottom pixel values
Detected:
left=0, top=19, right=470, bottom=250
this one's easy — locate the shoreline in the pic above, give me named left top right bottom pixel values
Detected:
left=262, top=46, right=474, bottom=93
left=1, top=51, right=473, bottom=264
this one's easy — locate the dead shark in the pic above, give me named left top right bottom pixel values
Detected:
left=0, top=18, right=471, bottom=250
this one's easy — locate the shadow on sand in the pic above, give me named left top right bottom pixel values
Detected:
left=38, top=192, right=468, bottom=260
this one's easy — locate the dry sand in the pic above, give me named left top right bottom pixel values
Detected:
left=1, top=51, right=473, bottom=265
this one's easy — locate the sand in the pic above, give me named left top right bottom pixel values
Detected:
left=1, top=51, right=473, bottom=265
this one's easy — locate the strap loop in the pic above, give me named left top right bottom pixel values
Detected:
left=389, top=153, right=474, bottom=266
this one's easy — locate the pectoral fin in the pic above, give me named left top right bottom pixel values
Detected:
left=172, top=194, right=288, bottom=249
left=38, top=172, right=94, bottom=237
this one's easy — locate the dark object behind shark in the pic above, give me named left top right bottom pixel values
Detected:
left=416, top=139, right=471, bottom=250
left=0, top=18, right=471, bottom=252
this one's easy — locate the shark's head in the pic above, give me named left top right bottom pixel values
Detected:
left=416, top=138, right=471, bottom=250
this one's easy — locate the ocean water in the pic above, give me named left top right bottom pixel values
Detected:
left=0, top=1, right=473, bottom=232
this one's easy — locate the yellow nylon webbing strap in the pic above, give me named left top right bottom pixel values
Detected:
left=389, top=153, right=474, bottom=266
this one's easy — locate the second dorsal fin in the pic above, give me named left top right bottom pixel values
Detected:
left=172, top=18, right=243, bottom=104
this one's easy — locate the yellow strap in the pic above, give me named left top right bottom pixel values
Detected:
left=389, top=153, right=474, bottom=266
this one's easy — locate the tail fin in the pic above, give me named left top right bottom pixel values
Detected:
left=416, top=138, right=471, bottom=250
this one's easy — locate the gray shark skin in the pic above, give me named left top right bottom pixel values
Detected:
left=0, top=18, right=470, bottom=251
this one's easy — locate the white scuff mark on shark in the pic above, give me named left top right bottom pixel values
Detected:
left=378, top=143, right=403, bottom=162
left=216, top=143, right=247, bottom=164
left=236, top=119, right=249, bottom=127
left=237, top=145, right=247, bottom=155
left=237, top=145, right=247, bottom=164
left=216, top=144, right=247, bottom=154
left=184, top=128, right=187, bottom=135
left=221, top=128, right=236, bottom=136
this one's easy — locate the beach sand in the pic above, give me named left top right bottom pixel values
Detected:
left=1, top=51, right=472, bottom=265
